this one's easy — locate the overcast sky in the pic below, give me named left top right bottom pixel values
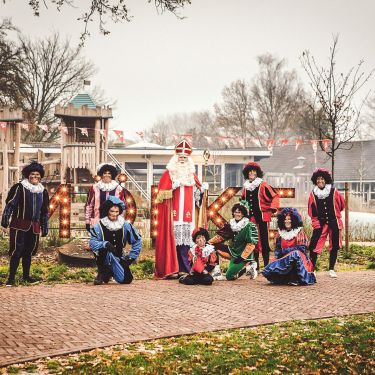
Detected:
left=2, top=0, right=375, bottom=139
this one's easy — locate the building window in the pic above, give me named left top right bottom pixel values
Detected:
left=206, top=165, right=221, bottom=192
left=225, top=164, right=243, bottom=187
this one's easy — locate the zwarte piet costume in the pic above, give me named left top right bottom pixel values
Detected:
left=179, top=228, right=217, bottom=285
left=89, top=196, right=142, bottom=285
left=85, top=163, right=129, bottom=231
left=154, top=140, right=207, bottom=279
left=210, top=202, right=258, bottom=280
left=241, top=162, right=279, bottom=269
left=308, top=168, right=345, bottom=275
left=262, top=208, right=316, bottom=285
left=1, top=162, right=49, bottom=285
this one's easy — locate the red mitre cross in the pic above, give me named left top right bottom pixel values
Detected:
left=175, top=139, right=192, bottom=156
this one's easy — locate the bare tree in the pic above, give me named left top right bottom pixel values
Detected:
left=0, top=19, right=22, bottom=107
left=214, top=55, right=305, bottom=145
left=300, top=35, right=374, bottom=181
left=88, top=85, right=117, bottom=109
left=3, top=1, right=191, bottom=43
left=250, top=53, right=305, bottom=140
left=146, top=110, right=216, bottom=147
left=214, top=79, right=255, bottom=144
left=360, top=93, right=375, bottom=139
left=298, top=97, right=330, bottom=139
left=17, top=33, right=96, bottom=142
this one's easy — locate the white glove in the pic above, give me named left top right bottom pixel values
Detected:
left=172, top=180, right=181, bottom=190
left=201, top=182, right=209, bottom=191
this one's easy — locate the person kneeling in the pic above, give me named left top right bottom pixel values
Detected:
left=179, top=228, right=216, bottom=285
left=89, top=196, right=142, bottom=285
left=210, top=201, right=258, bottom=281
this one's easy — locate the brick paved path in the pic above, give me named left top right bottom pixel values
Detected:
left=1, top=270, right=374, bottom=367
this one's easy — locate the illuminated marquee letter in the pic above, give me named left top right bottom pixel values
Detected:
left=206, top=187, right=242, bottom=228
left=48, top=184, right=72, bottom=238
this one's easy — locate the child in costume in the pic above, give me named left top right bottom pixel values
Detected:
left=209, top=201, right=258, bottom=281
left=179, top=227, right=217, bottom=285
left=262, top=208, right=316, bottom=285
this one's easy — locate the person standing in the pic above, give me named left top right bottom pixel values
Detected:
left=308, top=168, right=345, bottom=278
left=154, top=139, right=208, bottom=279
left=241, top=162, right=279, bottom=269
left=1, top=161, right=49, bottom=286
left=85, top=163, right=128, bottom=231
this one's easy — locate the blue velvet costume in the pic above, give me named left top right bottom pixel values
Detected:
left=262, top=208, right=316, bottom=286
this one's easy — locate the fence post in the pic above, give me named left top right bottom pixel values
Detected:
left=344, top=182, right=349, bottom=256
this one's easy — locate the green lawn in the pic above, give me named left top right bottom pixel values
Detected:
left=5, top=313, right=374, bottom=374
left=0, top=257, right=155, bottom=285
left=0, top=243, right=374, bottom=285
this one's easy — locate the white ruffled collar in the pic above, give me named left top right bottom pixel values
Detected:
left=100, top=216, right=125, bottom=231
left=21, top=179, right=44, bottom=194
left=243, top=177, right=263, bottom=191
left=191, top=243, right=215, bottom=258
left=96, top=180, right=119, bottom=192
left=229, top=217, right=249, bottom=232
left=278, top=227, right=302, bottom=240
left=313, top=184, right=332, bottom=199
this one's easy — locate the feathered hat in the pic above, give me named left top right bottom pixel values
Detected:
left=232, top=199, right=250, bottom=217
left=22, top=161, right=45, bottom=179
left=277, top=207, right=303, bottom=230
left=242, top=161, right=264, bottom=179
left=99, top=196, right=126, bottom=218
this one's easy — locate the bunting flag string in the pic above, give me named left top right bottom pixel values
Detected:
left=322, top=139, right=330, bottom=151
left=0, top=120, right=333, bottom=153
left=266, top=139, right=275, bottom=152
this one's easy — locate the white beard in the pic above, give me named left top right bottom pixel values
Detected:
left=166, top=155, right=195, bottom=186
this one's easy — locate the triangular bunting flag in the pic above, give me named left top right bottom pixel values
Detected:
left=79, top=127, right=88, bottom=137
left=295, top=139, right=303, bottom=151
left=266, top=139, right=275, bottom=152
left=113, top=130, right=124, bottom=143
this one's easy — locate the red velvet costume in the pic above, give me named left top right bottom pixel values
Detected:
left=308, top=187, right=345, bottom=253
left=241, top=162, right=279, bottom=268
left=308, top=168, right=345, bottom=274
left=154, top=140, right=203, bottom=279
